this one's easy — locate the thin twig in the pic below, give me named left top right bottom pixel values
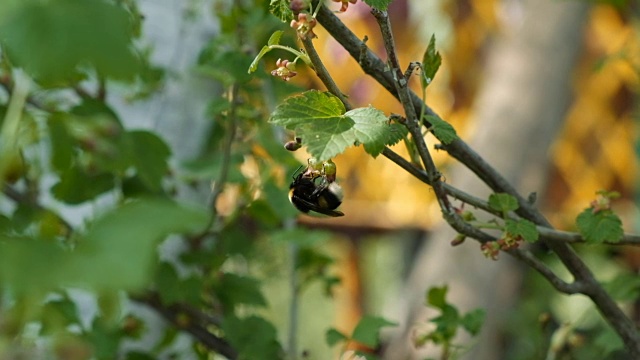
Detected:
left=135, top=293, right=238, bottom=359
left=301, top=36, right=351, bottom=110
left=2, top=184, right=74, bottom=236
left=537, top=227, right=640, bottom=246
left=198, top=84, right=240, bottom=237
left=509, top=248, right=585, bottom=294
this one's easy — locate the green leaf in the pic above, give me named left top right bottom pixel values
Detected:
left=576, top=209, right=623, bottom=244
left=460, top=309, right=485, bottom=336
left=51, top=167, right=115, bottom=204
left=0, top=199, right=208, bottom=295
left=602, top=273, right=640, bottom=301
left=301, top=116, right=356, bottom=161
left=270, top=90, right=346, bottom=129
left=41, top=296, right=80, bottom=334
left=421, top=34, right=442, bottom=89
left=75, top=200, right=208, bottom=290
left=0, top=0, right=140, bottom=83
left=505, top=219, right=539, bottom=243
left=351, top=315, right=397, bottom=348
left=268, top=30, right=284, bottom=46
left=155, top=263, right=202, bottom=306
left=269, top=0, right=294, bottom=22
left=325, top=328, right=348, bottom=346
left=362, top=0, right=393, bottom=11
left=85, top=317, right=122, bottom=359
left=593, top=327, right=625, bottom=355
left=424, top=115, right=457, bottom=144
left=296, top=247, right=334, bottom=274
left=223, top=315, right=283, bottom=360
left=488, top=193, right=519, bottom=213
left=271, top=92, right=401, bottom=160
left=213, top=273, right=267, bottom=311
left=126, top=130, right=171, bottom=192
left=384, top=122, right=409, bottom=147
left=426, top=286, right=448, bottom=310
left=47, top=114, right=75, bottom=172
left=429, top=305, right=460, bottom=341
left=347, top=106, right=399, bottom=158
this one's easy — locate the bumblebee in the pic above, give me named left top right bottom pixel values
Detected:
left=288, top=167, right=344, bottom=217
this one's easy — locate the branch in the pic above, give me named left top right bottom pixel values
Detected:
left=301, top=36, right=351, bottom=110
left=509, top=248, right=585, bottom=294
left=135, top=293, right=238, bottom=359
left=3, top=180, right=74, bottom=238
left=381, top=147, right=495, bottom=243
left=195, top=84, right=240, bottom=240
left=538, top=227, right=640, bottom=246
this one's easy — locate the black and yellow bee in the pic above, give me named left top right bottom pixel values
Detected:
left=288, top=168, right=344, bottom=217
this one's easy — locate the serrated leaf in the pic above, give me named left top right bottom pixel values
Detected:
left=460, top=309, right=485, bottom=336
left=346, top=106, right=392, bottom=157
left=270, top=90, right=346, bottom=129
left=505, top=219, right=539, bottom=243
left=424, top=115, right=457, bottom=144
left=576, top=209, right=623, bottom=244
left=385, top=122, right=409, bottom=147
left=362, top=0, right=393, bottom=11
left=325, top=328, right=348, bottom=346
left=488, top=193, right=519, bottom=213
left=421, top=34, right=442, bottom=89
left=269, top=0, right=294, bottom=22
left=271, top=92, right=397, bottom=161
left=351, top=316, right=397, bottom=348
left=268, top=30, right=284, bottom=46
left=426, top=286, right=448, bottom=309
left=300, top=116, right=355, bottom=161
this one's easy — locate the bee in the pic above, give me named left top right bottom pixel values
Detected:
left=288, top=166, right=344, bottom=217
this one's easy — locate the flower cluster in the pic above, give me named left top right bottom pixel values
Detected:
left=271, top=58, right=297, bottom=81
left=290, top=13, right=317, bottom=40
left=589, top=190, right=619, bottom=214
left=480, top=234, right=522, bottom=260
left=332, top=0, right=357, bottom=12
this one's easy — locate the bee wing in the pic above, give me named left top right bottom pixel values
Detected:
left=290, top=194, right=344, bottom=217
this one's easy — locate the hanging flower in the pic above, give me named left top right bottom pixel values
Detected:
left=332, top=0, right=357, bottom=12
left=290, top=12, right=317, bottom=40
left=271, top=58, right=298, bottom=81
